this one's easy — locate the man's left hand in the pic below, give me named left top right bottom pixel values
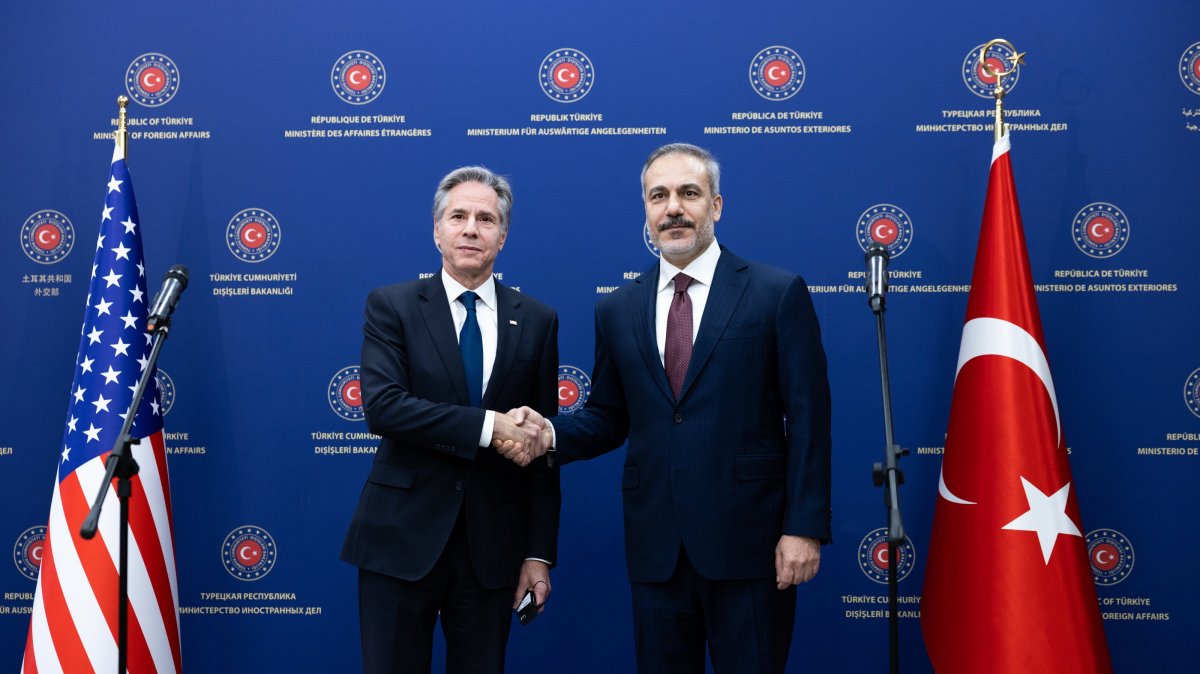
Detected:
left=513, top=560, right=551, bottom=613
left=775, top=535, right=820, bottom=590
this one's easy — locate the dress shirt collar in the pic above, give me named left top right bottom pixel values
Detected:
left=441, top=268, right=497, bottom=310
left=656, top=238, right=721, bottom=292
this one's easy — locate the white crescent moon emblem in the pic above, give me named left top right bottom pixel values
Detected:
left=874, top=547, right=889, bottom=565
left=1090, top=222, right=1108, bottom=238
left=873, top=223, right=892, bottom=240
left=558, top=385, right=570, bottom=398
left=244, top=227, right=263, bottom=243
left=31, top=546, right=44, bottom=562
left=938, top=317, right=1060, bottom=505
left=345, top=383, right=361, bottom=404
left=38, top=229, right=55, bottom=245
left=1095, top=549, right=1113, bottom=565
left=555, top=67, right=573, bottom=84
left=141, top=72, right=160, bottom=88
left=349, top=69, right=366, bottom=85
left=767, top=65, right=784, bottom=81
left=239, top=546, right=255, bottom=561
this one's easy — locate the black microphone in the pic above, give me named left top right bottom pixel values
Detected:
left=865, top=244, right=889, bottom=314
left=146, top=265, right=189, bottom=332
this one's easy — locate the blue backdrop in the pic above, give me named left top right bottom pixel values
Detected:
left=3, top=1, right=1198, bottom=671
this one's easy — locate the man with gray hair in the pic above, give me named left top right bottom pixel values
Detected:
left=507, top=143, right=832, bottom=672
left=342, top=166, right=560, bottom=673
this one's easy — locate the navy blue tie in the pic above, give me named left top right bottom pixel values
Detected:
left=458, top=291, right=483, bottom=407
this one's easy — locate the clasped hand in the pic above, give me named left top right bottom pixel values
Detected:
left=490, top=406, right=551, bottom=467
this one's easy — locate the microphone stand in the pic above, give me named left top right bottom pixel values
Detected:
left=867, top=255, right=907, bottom=674
left=80, top=317, right=173, bottom=674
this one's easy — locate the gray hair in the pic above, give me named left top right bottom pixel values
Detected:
left=432, top=166, right=513, bottom=232
left=640, top=143, right=721, bottom=196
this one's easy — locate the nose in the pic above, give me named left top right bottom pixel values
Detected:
left=462, top=217, right=480, bottom=236
left=666, top=192, right=683, bottom=215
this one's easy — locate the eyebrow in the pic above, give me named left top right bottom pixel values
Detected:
left=647, top=182, right=704, bottom=194
left=447, top=206, right=498, bottom=218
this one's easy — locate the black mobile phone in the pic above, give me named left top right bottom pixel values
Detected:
left=516, top=589, right=540, bottom=625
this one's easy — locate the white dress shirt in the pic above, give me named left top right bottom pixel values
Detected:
left=440, top=269, right=498, bottom=447
left=548, top=239, right=722, bottom=449
left=445, top=270, right=551, bottom=566
left=655, top=238, right=722, bottom=363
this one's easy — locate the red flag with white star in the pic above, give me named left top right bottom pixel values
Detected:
left=920, top=133, right=1111, bottom=673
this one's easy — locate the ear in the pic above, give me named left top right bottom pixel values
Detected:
left=432, top=220, right=442, bottom=251
left=712, top=194, right=723, bottom=222
left=497, top=225, right=508, bottom=251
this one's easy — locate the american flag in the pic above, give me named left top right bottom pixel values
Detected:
left=23, top=139, right=182, bottom=673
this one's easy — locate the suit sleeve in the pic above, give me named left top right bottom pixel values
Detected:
left=524, top=311, right=561, bottom=564
left=359, top=287, right=487, bottom=458
left=554, top=301, right=631, bottom=464
left=776, top=276, right=833, bottom=542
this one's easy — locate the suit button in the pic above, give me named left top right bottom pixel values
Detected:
left=455, top=481, right=463, bottom=492
left=673, top=414, right=683, bottom=423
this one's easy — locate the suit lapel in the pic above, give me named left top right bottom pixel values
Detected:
left=633, top=264, right=675, bottom=403
left=484, top=283, right=523, bottom=409
left=678, top=250, right=750, bottom=402
left=417, top=275, right=470, bottom=405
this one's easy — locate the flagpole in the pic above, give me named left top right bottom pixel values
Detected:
left=79, top=96, right=171, bottom=674
left=116, top=95, right=129, bottom=161
left=979, top=38, right=1026, bottom=143
left=920, top=40, right=1115, bottom=674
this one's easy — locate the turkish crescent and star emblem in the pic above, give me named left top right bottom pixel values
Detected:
left=221, top=525, right=278, bottom=580
left=937, top=315, right=1082, bottom=564
left=125, top=53, right=181, bottom=107
left=13, top=526, right=48, bottom=581
left=855, top=204, right=913, bottom=258
left=921, top=133, right=1111, bottom=673
left=748, top=46, right=805, bottom=101
left=1180, top=41, right=1200, bottom=95
left=21, top=210, right=75, bottom=264
left=935, top=137, right=1084, bottom=566
left=331, top=50, right=387, bottom=104
left=538, top=48, right=595, bottom=102
left=1072, top=202, right=1130, bottom=258
left=328, top=365, right=365, bottom=421
left=226, top=208, right=282, bottom=263
left=962, top=42, right=1021, bottom=98
left=557, top=365, right=591, bottom=415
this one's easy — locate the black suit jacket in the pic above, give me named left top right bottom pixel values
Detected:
left=554, top=248, right=831, bottom=583
left=340, top=275, right=560, bottom=589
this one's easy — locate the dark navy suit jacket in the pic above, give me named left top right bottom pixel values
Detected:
left=555, top=248, right=831, bottom=583
left=340, top=275, right=560, bottom=589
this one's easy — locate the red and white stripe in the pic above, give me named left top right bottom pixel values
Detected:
left=23, top=432, right=181, bottom=674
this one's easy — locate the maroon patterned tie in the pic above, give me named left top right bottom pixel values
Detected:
left=664, top=273, right=694, bottom=399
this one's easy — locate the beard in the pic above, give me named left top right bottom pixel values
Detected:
left=654, top=215, right=713, bottom=258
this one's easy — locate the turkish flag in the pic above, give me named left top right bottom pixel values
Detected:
left=920, top=134, right=1111, bottom=673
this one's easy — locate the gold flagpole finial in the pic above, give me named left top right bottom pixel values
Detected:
left=116, top=96, right=129, bottom=161
left=979, top=39, right=1025, bottom=143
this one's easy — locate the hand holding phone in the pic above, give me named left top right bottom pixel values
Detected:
left=516, top=589, right=540, bottom=625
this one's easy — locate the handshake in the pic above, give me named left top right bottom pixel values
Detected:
left=490, top=406, right=553, bottom=467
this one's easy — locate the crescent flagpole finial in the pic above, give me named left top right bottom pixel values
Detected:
left=979, top=39, right=1027, bottom=142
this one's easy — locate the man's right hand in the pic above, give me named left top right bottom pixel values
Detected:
left=491, top=412, right=541, bottom=466
left=493, top=407, right=551, bottom=467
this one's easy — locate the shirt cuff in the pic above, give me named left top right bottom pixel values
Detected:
left=547, top=420, right=557, bottom=448
left=523, top=557, right=551, bottom=565
left=478, top=410, right=496, bottom=448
